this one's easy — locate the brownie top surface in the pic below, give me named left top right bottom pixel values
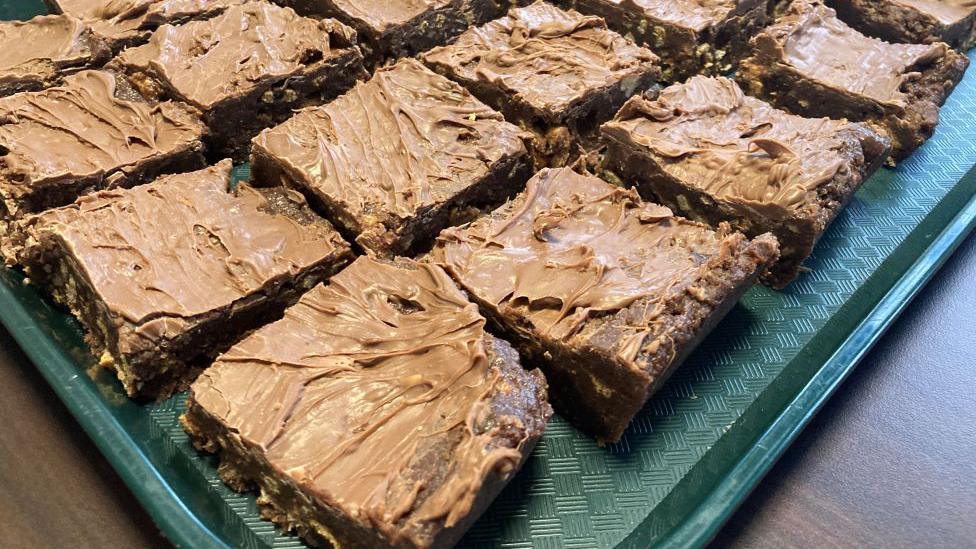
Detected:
left=191, top=256, right=546, bottom=543
left=895, top=0, right=976, bottom=24
left=252, top=58, right=526, bottom=220
left=331, top=0, right=455, bottom=32
left=760, top=1, right=950, bottom=105
left=51, top=0, right=244, bottom=42
left=0, top=15, right=92, bottom=80
left=603, top=76, right=882, bottom=219
left=0, top=70, right=204, bottom=195
left=608, top=0, right=743, bottom=30
left=423, top=2, right=658, bottom=118
left=113, top=2, right=353, bottom=110
left=432, top=167, right=733, bottom=344
left=26, top=160, right=346, bottom=329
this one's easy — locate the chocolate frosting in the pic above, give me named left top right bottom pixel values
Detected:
left=761, top=1, right=949, bottom=106
left=113, top=2, right=352, bottom=110
left=0, top=15, right=93, bottom=83
left=192, top=257, right=545, bottom=544
left=422, top=2, right=659, bottom=118
left=51, top=0, right=244, bottom=45
left=26, top=160, right=347, bottom=347
left=331, top=0, right=451, bottom=32
left=0, top=70, right=204, bottom=202
left=252, top=58, right=526, bottom=219
left=602, top=75, right=884, bottom=219
left=432, top=168, right=735, bottom=342
left=616, top=0, right=741, bottom=31
left=896, top=0, right=976, bottom=25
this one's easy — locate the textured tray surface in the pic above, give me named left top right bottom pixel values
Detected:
left=2, top=2, right=976, bottom=548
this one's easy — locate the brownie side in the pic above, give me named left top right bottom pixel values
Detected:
left=109, top=6, right=366, bottom=162
left=13, top=164, right=353, bottom=400
left=737, top=2, right=970, bottom=162
left=0, top=70, right=207, bottom=241
left=279, top=0, right=505, bottom=67
left=829, top=0, right=976, bottom=49
left=560, top=0, right=768, bottom=81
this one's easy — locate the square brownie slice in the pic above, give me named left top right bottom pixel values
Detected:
left=182, top=256, right=551, bottom=549
left=251, top=58, right=532, bottom=258
left=737, top=0, right=969, bottom=163
left=44, top=0, right=246, bottom=52
left=601, top=76, right=891, bottom=287
left=557, top=0, right=769, bottom=81
left=109, top=1, right=365, bottom=161
left=829, top=0, right=976, bottom=49
left=431, top=167, right=779, bottom=443
left=277, top=0, right=507, bottom=66
left=10, top=160, right=353, bottom=400
left=0, top=14, right=111, bottom=98
left=0, top=70, right=206, bottom=238
left=423, top=1, right=661, bottom=169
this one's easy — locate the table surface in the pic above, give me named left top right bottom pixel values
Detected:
left=1, top=231, right=974, bottom=549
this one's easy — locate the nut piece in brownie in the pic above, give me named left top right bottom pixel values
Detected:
left=737, top=0, right=969, bottom=163
left=181, top=256, right=552, bottom=549
left=557, top=0, right=769, bottom=82
left=0, top=70, right=205, bottom=238
left=0, top=14, right=111, bottom=98
left=277, top=0, right=506, bottom=66
left=829, top=0, right=976, bottom=49
left=10, top=160, right=353, bottom=400
left=423, top=1, right=661, bottom=169
left=251, top=58, right=532, bottom=258
left=601, top=76, right=890, bottom=287
left=108, top=1, right=365, bottom=161
left=431, top=168, right=779, bottom=443
left=44, top=0, right=246, bottom=52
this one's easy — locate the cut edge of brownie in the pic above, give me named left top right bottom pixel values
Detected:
left=13, top=180, right=354, bottom=401
left=181, top=330, right=551, bottom=548
left=829, top=0, right=976, bottom=50
left=250, top=118, right=533, bottom=259
left=600, top=96, right=891, bottom=288
left=737, top=2, right=970, bottom=163
left=109, top=17, right=366, bottom=162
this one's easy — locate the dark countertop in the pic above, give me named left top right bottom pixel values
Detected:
left=1, top=232, right=974, bottom=548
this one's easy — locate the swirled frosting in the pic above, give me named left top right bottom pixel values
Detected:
left=602, top=75, right=886, bottom=219
left=895, top=0, right=976, bottom=25
left=191, top=256, right=550, bottom=546
left=615, top=0, right=743, bottom=31
left=0, top=15, right=99, bottom=86
left=330, top=0, right=453, bottom=32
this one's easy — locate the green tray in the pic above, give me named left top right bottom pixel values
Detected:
left=3, top=2, right=976, bottom=547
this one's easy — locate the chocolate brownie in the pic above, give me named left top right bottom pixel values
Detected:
left=557, top=0, right=769, bottom=81
left=431, top=168, right=779, bottom=443
left=0, top=14, right=110, bottom=97
left=0, top=70, right=206, bottom=240
left=275, top=0, right=507, bottom=66
left=737, top=0, right=969, bottom=162
left=251, top=58, right=531, bottom=258
left=601, top=76, right=890, bottom=287
left=44, top=0, right=246, bottom=52
left=9, top=161, right=352, bottom=400
left=423, top=2, right=660, bottom=169
left=181, top=256, right=551, bottom=549
left=108, top=1, right=365, bottom=161
left=829, top=0, right=976, bottom=49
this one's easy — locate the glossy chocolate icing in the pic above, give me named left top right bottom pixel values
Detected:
left=113, top=2, right=353, bottom=110
left=23, top=160, right=347, bottom=351
left=49, top=0, right=244, bottom=46
left=0, top=15, right=96, bottom=85
left=433, top=167, right=737, bottom=343
left=191, top=256, right=549, bottom=545
left=252, top=58, right=526, bottom=219
left=759, top=0, right=949, bottom=106
left=896, top=0, right=976, bottom=24
left=423, top=1, right=659, bottom=119
left=0, top=70, right=204, bottom=209
left=602, top=75, right=885, bottom=219
left=331, top=0, right=453, bottom=31
left=616, top=0, right=741, bottom=31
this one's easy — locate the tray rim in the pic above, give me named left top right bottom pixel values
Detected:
left=1, top=165, right=972, bottom=549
